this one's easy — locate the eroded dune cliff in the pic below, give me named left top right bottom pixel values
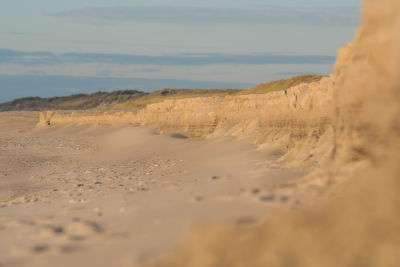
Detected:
left=39, top=76, right=335, bottom=168
left=38, top=0, right=399, bottom=177
left=36, top=0, right=400, bottom=265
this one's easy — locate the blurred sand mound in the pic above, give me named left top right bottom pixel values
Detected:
left=145, top=164, right=400, bottom=267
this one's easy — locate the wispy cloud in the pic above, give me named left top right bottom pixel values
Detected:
left=52, top=6, right=360, bottom=26
left=136, top=68, right=162, bottom=73
left=26, top=70, right=47, bottom=75
left=0, top=49, right=336, bottom=66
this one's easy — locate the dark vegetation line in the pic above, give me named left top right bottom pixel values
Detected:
left=0, top=75, right=322, bottom=111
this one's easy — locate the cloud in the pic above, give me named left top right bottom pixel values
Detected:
left=0, top=49, right=60, bottom=66
left=52, top=6, right=360, bottom=26
left=26, top=70, right=47, bottom=75
left=0, top=49, right=336, bottom=67
left=136, top=68, right=162, bottom=73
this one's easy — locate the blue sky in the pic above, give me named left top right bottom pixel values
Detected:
left=0, top=0, right=362, bottom=102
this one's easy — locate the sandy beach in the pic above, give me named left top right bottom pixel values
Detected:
left=1, top=0, right=400, bottom=266
left=0, top=111, right=308, bottom=267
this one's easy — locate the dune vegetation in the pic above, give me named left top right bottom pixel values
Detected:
left=0, top=75, right=322, bottom=111
left=105, top=88, right=240, bottom=110
left=0, top=90, right=145, bottom=111
left=236, top=74, right=323, bottom=95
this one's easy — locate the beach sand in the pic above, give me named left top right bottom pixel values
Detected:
left=1, top=1, right=399, bottom=265
left=0, top=111, right=307, bottom=267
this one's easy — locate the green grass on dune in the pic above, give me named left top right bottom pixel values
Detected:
left=0, top=75, right=324, bottom=111
left=106, top=75, right=324, bottom=110
left=106, top=88, right=240, bottom=110
left=236, top=75, right=324, bottom=95
left=0, top=90, right=145, bottom=111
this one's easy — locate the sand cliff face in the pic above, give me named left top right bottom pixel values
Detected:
left=39, top=76, right=335, bottom=166
left=137, top=76, right=334, bottom=166
left=39, top=77, right=334, bottom=142
left=38, top=111, right=138, bottom=127
left=137, top=77, right=333, bottom=141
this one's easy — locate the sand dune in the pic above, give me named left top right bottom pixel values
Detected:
left=39, top=76, right=334, bottom=170
left=1, top=0, right=399, bottom=266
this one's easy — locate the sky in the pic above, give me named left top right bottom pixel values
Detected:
left=0, top=0, right=362, bottom=102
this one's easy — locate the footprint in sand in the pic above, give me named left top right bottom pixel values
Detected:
left=252, top=188, right=261, bottom=194
left=259, top=194, right=276, bottom=202
left=59, top=245, right=80, bottom=253
left=189, top=195, right=204, bottom=202
left=211, top=175, right=227, bottom=181
left=64, top=220, right=104, bottom=241
left=259, top=193, right=291, bottom=203
left=245, top=188, right=292, bottom=204
left=32, top=244, right=50, bottom=254
left=236, top=216, right=258, bottom=226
